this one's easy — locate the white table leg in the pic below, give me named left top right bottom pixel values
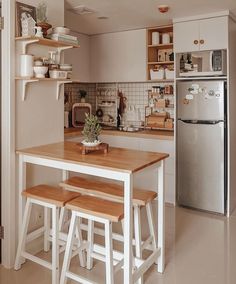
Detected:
left=18, top=154, right=26, bottom=236
left=124, top=174, right=133, bottom=284
left=157, top=160, right=165, bottom=273
left=62, top=170, right=69, bottom=181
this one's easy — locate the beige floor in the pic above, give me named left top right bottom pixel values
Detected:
left=1, top=205, right=236, bottom=284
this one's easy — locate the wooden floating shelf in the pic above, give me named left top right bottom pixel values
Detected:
left=148, top=43, right=173, bottom=49
left=147, top=25, right=173, bottom=32
left=148, top=61, right=174, bottom=65
left=15, top=36, right=80, bottom=49
left=147, top=79, right=174, bottom=83
left=15, top=77, right=72, bottom=82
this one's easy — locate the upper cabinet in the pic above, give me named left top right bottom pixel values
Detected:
left=174, top=16, right=228, bottom=53
left=90, top=29, right=147, bottom=82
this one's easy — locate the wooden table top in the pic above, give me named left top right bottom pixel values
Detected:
left=16, top=141, right=169, bottom=173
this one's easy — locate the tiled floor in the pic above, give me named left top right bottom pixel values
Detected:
left=1, top=205, right=236, bottom=283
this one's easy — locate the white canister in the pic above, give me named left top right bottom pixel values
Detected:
left=162, top=33, right=170, bottom=44
left=64, top=111, right=69, bottom=128
left=20, top=54, right=34, bottom=77
left=152, top=32, right=160, bottom=45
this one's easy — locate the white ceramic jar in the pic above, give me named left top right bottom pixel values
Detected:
left=152, top=32, right=160, bottom=45
left=162, top=33, right=170, bottom=44
left=20, top=54, right=34, bottom=77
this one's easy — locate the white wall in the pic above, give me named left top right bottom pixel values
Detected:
left=64, top=31, right=90, bottom=82
left=15, top=0, right=65, bottom=181
left=90, top=29, right=147, bottom=82
left=1, top=0, right=65, bottom=268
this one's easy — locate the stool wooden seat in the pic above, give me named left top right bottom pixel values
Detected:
left=60, top=176, right=158, bottom=284
left=22, top=184, right=81, bottom=207
left=59, top=176, right=157, bottom=206
left=15, top=185, right=84, bottom=284
left=60, top=196, right=124, bottom=284
left=66, top=195, right=124, bottom=222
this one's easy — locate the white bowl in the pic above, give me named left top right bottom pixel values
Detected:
left=81, top=140, right=101, bottom=147
left=33, top=66, right=48, bottom=78
left=52, top=27, right=70, bottom=35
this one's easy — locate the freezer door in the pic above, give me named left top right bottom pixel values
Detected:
left=177, top=120, right=225, bottom=214
left=177, top=80, right=225, bottom=120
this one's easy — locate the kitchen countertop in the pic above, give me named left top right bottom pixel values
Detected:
left=64, top=127, right=174, bottom=140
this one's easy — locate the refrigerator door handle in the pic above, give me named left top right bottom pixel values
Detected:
left=180, top=119, right=223, bottom=125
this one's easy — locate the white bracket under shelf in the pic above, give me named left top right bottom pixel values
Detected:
left=56, top=81, right=72, bottom=100
left=21, top=79, right=39, bottom=101
left=57, top=46, right=73, bottom=62
left=22, top=39, right=39, bottom=54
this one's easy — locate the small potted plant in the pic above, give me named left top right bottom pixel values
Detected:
left=36, top=1, right=52, bottom=36
left=82, top=114, right=101, bottom=146
left=79, top=90, right=87, bottom=103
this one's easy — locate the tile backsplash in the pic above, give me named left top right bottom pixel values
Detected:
left=65, top=81, right=174, bottom=126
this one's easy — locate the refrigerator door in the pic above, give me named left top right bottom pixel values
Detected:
left=177, top=120, right=225, bottom=214
left=177, top=80, right=225, bottom=120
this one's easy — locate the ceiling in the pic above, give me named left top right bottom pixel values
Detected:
left=65, top=0, right=236, bottom=35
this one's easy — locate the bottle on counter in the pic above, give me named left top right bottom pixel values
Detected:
left=180, top=54, right=185, bottom=71
left=117, top=109, right=121, bottom=129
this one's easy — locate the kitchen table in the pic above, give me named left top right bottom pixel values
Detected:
left=17, top=141, right=169, bottom=283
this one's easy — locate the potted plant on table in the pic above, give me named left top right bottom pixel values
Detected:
left=82, top=114, right=101, bottom=146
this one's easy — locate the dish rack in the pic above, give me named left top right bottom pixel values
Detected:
left=95, top=83, right=118, bottom=127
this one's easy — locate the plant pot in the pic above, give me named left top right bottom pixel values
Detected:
left=81, top=140, right=101, bottom=147
left=37, top=22, right=52, bottom=37
left=80, top=98, right=86, bottom=103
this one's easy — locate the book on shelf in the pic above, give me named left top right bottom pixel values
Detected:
left=47, top=33, right=79, bottom=45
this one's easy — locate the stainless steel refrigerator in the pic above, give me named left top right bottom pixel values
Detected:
left=177, top=80, right=227, bottom=214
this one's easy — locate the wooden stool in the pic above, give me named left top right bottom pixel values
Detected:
left=14, top=185, right=84, bottom=284
left=60, top=195, right=124, bottom=284
left=60, top=176, right=158, bottom=284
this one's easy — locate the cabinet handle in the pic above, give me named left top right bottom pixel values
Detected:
left=200, top=39, right=204, bottom=44
left=193, top=40, right=199, bottom=45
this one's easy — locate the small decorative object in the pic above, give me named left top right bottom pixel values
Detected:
left=16, top=2, right=37, bottom=37
left=82, top=113, right=101, bottom=144
left=36, top=1, right=52, bottom=36
left=34, top=26, right=43, bottom=38
left=79, top=90, right=87, bottom=103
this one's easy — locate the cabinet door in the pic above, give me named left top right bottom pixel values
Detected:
left=174, top=21, right=199, bottom=53
left=199, top=17, right=228, bottom=51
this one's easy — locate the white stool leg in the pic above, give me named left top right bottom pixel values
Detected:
left=44, top=207, right=50, bottom=252
left=14, top=199, right=32, bottom=270
left=52, top=206, right=60, bottom=284
left=105, top=220, right=114, bottom=284
left=134, top=205, right=143, bottom=284
left=86, top=220, right=94, bottom=270
left=60, top=212, right=77, bottom=284
left=146, top=202, right=158, bottom=251
left=75, top=217, right=86, bottom=267
left=59, top=207, right=65, bottom=231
